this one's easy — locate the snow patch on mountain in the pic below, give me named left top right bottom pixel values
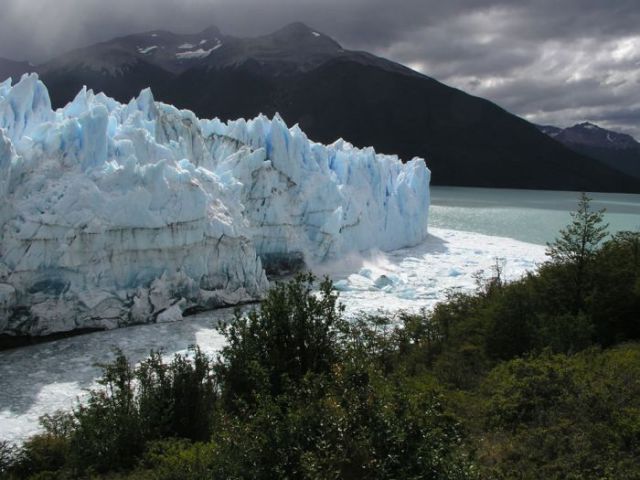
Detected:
left=137, top=46, right=158, bottom=55
left=0, top=74, right=430, bottom=336
left=175, top=44, right=221, bottom=59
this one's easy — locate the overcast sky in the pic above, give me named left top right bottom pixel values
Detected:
left=1, top=0, right=639, bottom=137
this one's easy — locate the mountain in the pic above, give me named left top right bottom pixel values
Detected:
left=0, top=57, right=31, bottom=82
left=4, top=23, right=640, bottom=193
left=538, top=122, right=640, bottom=179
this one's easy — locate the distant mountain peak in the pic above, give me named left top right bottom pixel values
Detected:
left=565, top=122, right=638, bottom=146
left=266, top=22, right=341, bottom=49
left=537, top=124, right=563, bottom=137
left=538, top=122, right=640, bottom=179
left=540, top=121, right=638, bottom=145
left=276, top=21, right=317, bottom=34
left=575, top=121, right=601, bottom=130
left=199, top=25, right=221, bottom=37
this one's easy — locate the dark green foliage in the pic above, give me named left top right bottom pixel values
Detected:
left=209, top=273, right=473, bottom=479
left=209, top=359, right=473, bottom=480
left=215, top=273, right=346, bottom=409
left=136, top=440, right=219, bottom=480
left=136, top=349, right=216, bottom=441
left=13, top=434, right=71, bottom=479
left=1, top=413, right=74, bottom=479
left=546, top=193, right=609, bottom=265
left=546, top=192, right=608, bottom=313
left=478, top=346, right=640, bottom=479
left=70, top=353, right=144, bottom=473
left=590, top=231, right=640, bottom=344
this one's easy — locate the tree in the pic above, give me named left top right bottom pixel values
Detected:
left=546, top=193, right=608, bottom=312
left=590, top=231, right=640, bottom=344
left=215, top=273, right=347, bottom=409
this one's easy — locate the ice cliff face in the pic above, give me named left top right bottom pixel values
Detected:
left=0, top=74, right=430, bottom=336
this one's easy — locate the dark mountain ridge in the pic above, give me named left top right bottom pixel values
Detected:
left=539, top=122, right=640, bottom=179
left=0, top=57, right=31, bottom=82
left=1, top=23, right=639, bottom=193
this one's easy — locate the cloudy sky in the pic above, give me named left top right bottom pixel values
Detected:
left=1, top=0, right=639, bottom=137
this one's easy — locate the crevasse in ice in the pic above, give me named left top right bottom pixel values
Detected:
left=0, top=74, right=430, bottom=335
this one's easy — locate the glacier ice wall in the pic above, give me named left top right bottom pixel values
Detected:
left=0, top=74, right=430, bottom=336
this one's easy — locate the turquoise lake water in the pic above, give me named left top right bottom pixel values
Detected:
left=430, top=187, right=640, bottom=245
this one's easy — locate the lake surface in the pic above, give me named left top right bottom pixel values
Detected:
left=2, top=186, right=638, bottom=444
left=430, top=187, right=640, bottom=245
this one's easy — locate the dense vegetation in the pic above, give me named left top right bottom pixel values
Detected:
left=1, top=194, right=639, bottom=479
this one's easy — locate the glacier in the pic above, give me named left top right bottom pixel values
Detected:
left=0, top=74, right=430, bottom=336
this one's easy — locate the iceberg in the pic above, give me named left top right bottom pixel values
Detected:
left=0, top=74, right=430, bottom=336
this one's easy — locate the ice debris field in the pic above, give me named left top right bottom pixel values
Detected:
left=0, top=74, right=429, bottom=336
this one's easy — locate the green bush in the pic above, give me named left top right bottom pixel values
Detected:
left=590, top=231, right=640, bottom=345
left=210, top=273, right=474, bottom=479
left=215, top=273, right=347, bottom=409
left=13, top=434, right=71, bottom=479
left=8, top=347, right=218, bottom=477
left=477, top=346, right=640, bottom=479
left=136, top=349, right=217, bottom=441
left=136, top=439, right=219, bottom=480
left=69, top=352, right=145, bottom=473
left=208, top=362, right=474, bottom=480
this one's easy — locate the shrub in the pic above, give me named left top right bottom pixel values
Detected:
left=69, top=352, right=144, bottom=473
left=478, top=346, right=640, bottom=479
left=136, top=348, right=217, bottom=441
left=136, top=439, right=219, bottom=480
left=215, top=273, right=347, bottom=409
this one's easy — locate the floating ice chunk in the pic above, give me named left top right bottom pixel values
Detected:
left=333, top=279, right=351, bottom=291
left=447, top=267, right=463, bottom=277
left=373, top=275, right=394, bottom=289
left=396, top=288, right=417, bottom=300
left=359, top=268, right=374, bottom=279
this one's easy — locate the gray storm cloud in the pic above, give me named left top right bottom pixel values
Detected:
left=1, top=0, right=639, bottom=137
